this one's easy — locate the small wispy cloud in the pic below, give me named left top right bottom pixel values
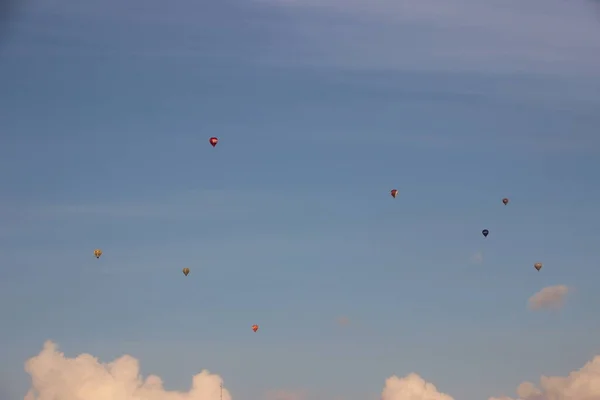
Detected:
left=335, top=316, right=350, bottom=326
left=469, top=251, right=483, bottom=264
left=528, top=285, right=570, bottom=311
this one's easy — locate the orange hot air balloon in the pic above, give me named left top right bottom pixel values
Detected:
left=93, top=249, right=102, bottom=259
left=252, top=324, right=259, bottom=332
left=534, top=262, right=542, bottom=271
left=182, top=268, right=190, bottom=276
left=209, top=137, right=218, bottom=147
left=390, top=189, right=398, bottom=198
left=502, top=198, right=509, bottom=205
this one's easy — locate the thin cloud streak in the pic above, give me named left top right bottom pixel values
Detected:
left=257, top=0, right=600, bottom=76
left=15, top=189, right=343, bottom=220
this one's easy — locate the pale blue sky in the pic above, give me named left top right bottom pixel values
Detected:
left=1, top=0, right=600, bottom=399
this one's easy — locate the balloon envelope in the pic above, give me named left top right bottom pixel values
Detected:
left=502, top=198, right=509, bottom=205
left=93, top=249, right=102, bottom=259
left=252, top=324, right=259, bottom=332
left=482, top=229, right=489, bottom=237
left=182, top=268, right=190, bottom=276
left=209, top=137, right=218, bottom=147
left=534, top=263, right=542, bottom=271
left=390, top=189, right=398, bottom=198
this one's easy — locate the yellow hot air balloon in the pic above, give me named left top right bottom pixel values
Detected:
left=94, top=249, right=102, bottom=259
left=182, top=268, right=190, bottom=276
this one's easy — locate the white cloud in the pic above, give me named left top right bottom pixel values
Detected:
left=380, top=356, right=600, bottom=400
left=23, top=341, right=600, bottom=400
left=381, top=373, right=454, bottom=400
left=24, top=341, right=231, bottom=400
left=528, top=285, right=570, bottom=311
left=488, top=356, right=600, bottom=400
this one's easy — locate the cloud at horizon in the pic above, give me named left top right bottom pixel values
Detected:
left=22, top=341, right=600, bottom=400
left=24, top=341, right=232, bottom=400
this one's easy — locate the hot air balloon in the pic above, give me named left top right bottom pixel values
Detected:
left=390, top=189, right=398, bottom=198
left=534, top=263, right=542, bottom=271
left=94, top=249, right=102, bottom=259
left=182, top=268, right=190, bottom=276
left=482, top=229, right=489, bottom=237
left=502, top=198, right=509, bottom=205
left=209, top=137, right=218, bottom=147
left=252, top=324, right=259, bottom=332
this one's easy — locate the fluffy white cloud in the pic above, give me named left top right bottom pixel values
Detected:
left=24, top=341, right=231, bottom=400
left=23, top=341, right=600, bottom=400
left=381, top=373, right=454, bottom=400
left=380, top=355, right=600, bottom=400
left=528, top=285, right=569, bottom=311
left=488, top=356, right=600, bottom=400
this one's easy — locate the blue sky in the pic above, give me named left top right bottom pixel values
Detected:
left=1, top=0, right=600, bottom=399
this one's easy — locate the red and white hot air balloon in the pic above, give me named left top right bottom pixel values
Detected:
left=209, top=137, right=218, bottom=147
left=390, top=189, right=398, bottom=198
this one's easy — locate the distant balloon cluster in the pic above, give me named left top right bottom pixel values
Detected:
left=473, top=198, right=542, bottom=272
left=91, top=137, right=544, bottom=334
left=90, top=136, right=266, bottom=333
